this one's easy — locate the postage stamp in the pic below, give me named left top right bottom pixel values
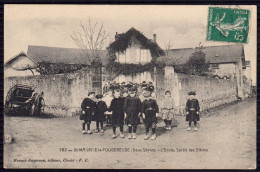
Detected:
left=207, top=7, right=250, bottom=43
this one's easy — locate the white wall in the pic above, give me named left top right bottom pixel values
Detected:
left=114, top=71, right=152, bottom=83
left=243, top=66, right=252, bottom=81
left=210, top=63, right=236, bottom=78
left=114, top=41, right=153, bottom=83
left=7, top=54, right=38, bottom=70
left=4, top=67, right=39, bottom=77
left=116, top=46, right=152, bottom=64
left=4, top=54, right=39, bottom=77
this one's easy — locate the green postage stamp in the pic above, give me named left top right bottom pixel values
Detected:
left=207, top=7, right=250, bottom=43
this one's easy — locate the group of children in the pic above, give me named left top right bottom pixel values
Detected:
left=80, top=87, right=200, bottom=140
left=103, top=81, right=155, bottom=96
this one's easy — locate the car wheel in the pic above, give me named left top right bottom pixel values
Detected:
left=4, top=102, right=12, bottom=116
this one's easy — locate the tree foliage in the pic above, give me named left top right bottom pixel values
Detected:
left=186, top=49, right=209, bottom=75
left=36, top=61, right=87, bottom=75
left=175, top=44, right=209, bottom=75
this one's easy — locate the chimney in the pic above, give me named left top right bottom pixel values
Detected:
left=153, top=34, right=157, bottom=43
left=115, top=32, right=118, bottom=41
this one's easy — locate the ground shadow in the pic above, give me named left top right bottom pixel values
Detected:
left=5, top=112, right=56, bottom=118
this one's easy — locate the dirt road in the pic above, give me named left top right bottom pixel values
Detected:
left=4, top=97, right=256, bottom=169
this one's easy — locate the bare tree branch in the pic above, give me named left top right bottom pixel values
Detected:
left=71, top=19, right=110, bottom=66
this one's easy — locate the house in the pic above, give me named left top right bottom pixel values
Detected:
left=162, top=44, right=248, bottom=98
left=107, top=27, right=165, bottom=83
left=4, top=51, right=39, bottom=77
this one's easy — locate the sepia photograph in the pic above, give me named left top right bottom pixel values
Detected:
left=3, top=5, right=257, bottom=169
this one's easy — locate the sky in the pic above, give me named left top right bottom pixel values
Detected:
left=4, top=5, right=257, bottom=85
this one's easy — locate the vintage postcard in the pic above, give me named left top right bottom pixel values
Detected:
left=4, top=5, right=257, bottom=169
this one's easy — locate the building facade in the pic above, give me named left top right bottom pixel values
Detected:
left=164, top=44, right=249, bottom=98
left=108, top=27, right=164, bottom=84
left=4, top=52, right=39, bottom=77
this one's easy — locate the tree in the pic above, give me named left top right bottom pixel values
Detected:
left=164, top=40, right=174, bottom=56
left=71, top=19, right=110, bottom=67
left=11, top=64, right=37, bottom=75
left=156, top=40, right=173, bottom=67
left=185, top=42, right=209, bottom=75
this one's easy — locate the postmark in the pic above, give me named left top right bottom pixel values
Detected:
left=207, top=7, right=250, bottom=43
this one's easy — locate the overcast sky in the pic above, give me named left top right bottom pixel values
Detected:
left=4, top=5, right=256, bottom=84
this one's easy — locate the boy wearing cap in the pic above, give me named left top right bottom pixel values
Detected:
left=147, top=81, right=154, bottom=93
left=121, top=89, right=129, bottom=101
left=81, top=92, right=96, bottom=134
left=185, top=91, right=200, bottom=131
left=110, top=89, right=125, bottom=139
left=126, top=82, right=133, bottom=90
left=120, top=82, right=126, bottom=90
left=141, top=81, right=147, bottom=90
left=124, top=88, right=142, bottom=139
left=142, top=91, right=159, bottom=140
left=94, top=94, right=107, bottom=133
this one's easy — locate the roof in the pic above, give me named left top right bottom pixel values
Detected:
left=161, top=44, right=245, bottom=66
left=27, top=45, right=109, bottom=66
left=5, top=51, right=39, bottom=70
left=108, top=27, right=165, bottom=61
left=5, top=51, right=38, bottom=66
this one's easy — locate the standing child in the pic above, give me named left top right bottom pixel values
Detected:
left=161, top=91, right=175, bottom=131
left=185, top=91, right=200, bottom=131
left=139, top=88, right=147, bottom=103
left=142, top=91, right=159, bottom=140
left=121, top=88, right=129, bottom=101
left=81, top=92, right=96, bottom=134
left=124, top=88, right=142, bottom=139
left=103, top=89, right=114, bottom=126
left=110, top=89, right=125, bottom=139
left=94, top=94, right=107, bottom=133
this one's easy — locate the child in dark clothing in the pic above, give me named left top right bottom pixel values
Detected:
left=94, top=94, right=107, bottom=133
left=124, top=88, right=142, bottom=139
left=81, top=92, right=96, bottom=134
left=185, top=91, right=200, bottom=131
left=110, top=89, right=125, bottom=139
left=142, top=91, right=159, bottom=140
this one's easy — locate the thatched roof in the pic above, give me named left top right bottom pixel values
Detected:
left=108, top=27, right=165, bottom=61
left=160, top=44, right=245, bottom=67
left=27, top=45, right=109, bottom=66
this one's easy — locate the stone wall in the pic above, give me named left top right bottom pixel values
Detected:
left=157, top=66, right=237, bottom=115
left=4, top=66, right=239, bottom=117
left=4, top=69, right=100, bottom=117
left=243, top=76, right=252, bottom=97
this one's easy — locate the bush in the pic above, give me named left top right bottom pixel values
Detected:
left=36, top=61, right=87, bottom=75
